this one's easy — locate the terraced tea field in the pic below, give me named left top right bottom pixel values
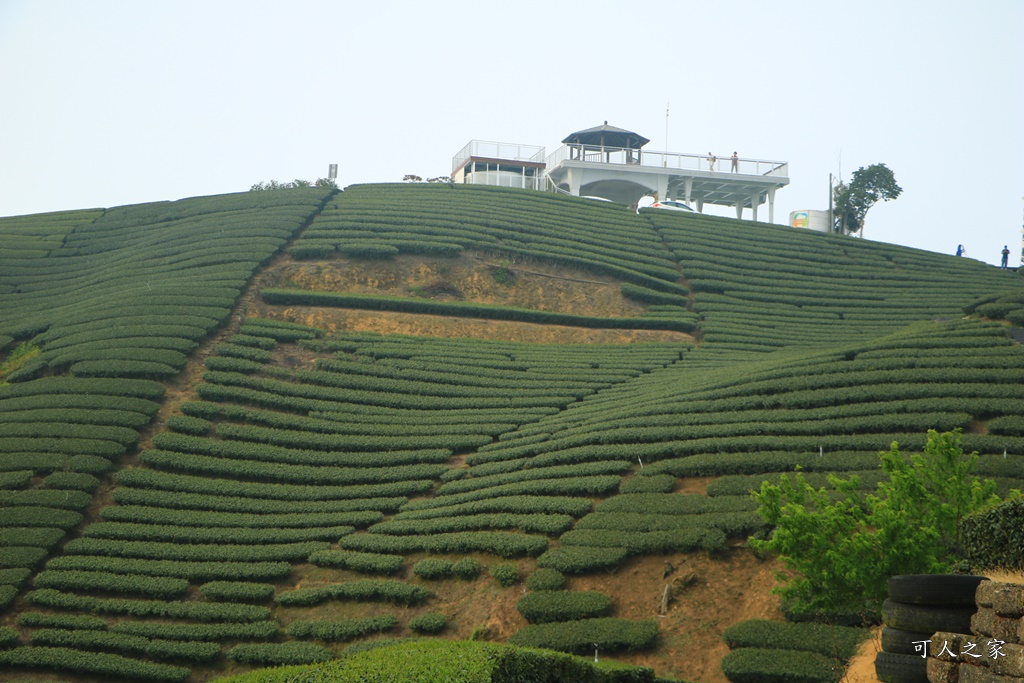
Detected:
left=0, top=183, right=1021, bottom=682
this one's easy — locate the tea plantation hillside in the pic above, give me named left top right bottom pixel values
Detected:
left=0, top=182, right=1021, bottom=683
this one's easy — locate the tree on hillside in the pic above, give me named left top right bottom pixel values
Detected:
left=750, top=430, right=1003, bottom=615
left=833, top=163, right=902, bottom=236
left=250, top=178, right=336, bottom=191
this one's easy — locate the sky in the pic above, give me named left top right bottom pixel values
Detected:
left=1, top=0, right=1021, bottom=265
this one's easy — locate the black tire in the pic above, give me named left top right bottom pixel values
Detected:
left=887, top=574, right=987, bottom=606
left=874, top=651, right=928, bottom=683
left=882, top=599, right=975, bottom=634
left=881, top=626, right=934, bottom=656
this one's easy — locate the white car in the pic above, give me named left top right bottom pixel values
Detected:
left=650, top=200, right=695, bottom=212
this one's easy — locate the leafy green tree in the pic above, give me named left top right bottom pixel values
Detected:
left=751, top=430, right=1002, bottom=614
left=833, top=163, right=902, bottom=236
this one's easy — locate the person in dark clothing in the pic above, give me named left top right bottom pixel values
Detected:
left=956, top=244, right=965, bottom=257
left=1001, top=245, right=1011, bottom=269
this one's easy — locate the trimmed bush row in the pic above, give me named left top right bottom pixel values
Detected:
left=398, top=476, right=621, bottom=511
left=509, top=617, right=659, bottom=654
left=287, top=616, right=397, bottom=641
left=718, top=647, right=842, bottom=683
left=111, top=486, right=417, bottom=515
left=30, top=628, right=221, bottom=662
left=408, top=613, right=447, bottom=634
left=227, top=642, right=333, bottom=666
left=307, top=549, right=404, bottom=575
left=526, top=569, right=566, bottom=592
left=63, top=537, right=329, bottom=563
left=262, top=289, right=697, bottom=333
left=338, top=531, right=549, bottom=558
left=559, top=528, right=727, bottom=555
left=274, top=580, right=432, bottom=607
left=45, top=555, right=291, bottom=581
left=17, top=611, right=107, bottom=630
left=517, top=590, right=613, bottom=623
left=199, top=581, right=275, bottom=603
left=101, top=505, right=384, bottom=529
left=536, top=546, right=630, bottom=574
left=112, top=620, right=280, bottom=642
left=0, top=646, right=190, bottom=682
left=368, top=513, right=574, bottom=537
left=24, top=588, right=271, bottom=622
left=722, top=619, right=867, bottom=661
left=32, top=569, right=189, bottom=599
left=83, top=521, right=357, bottom=545
left=115, top=467, right=425, bottom=504
left=395, top=496, right=594, bottom=520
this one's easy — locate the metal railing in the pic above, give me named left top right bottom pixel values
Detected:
left=545, top=144, right=788, bottom=177
left=452, top=140, right=546, bottom=173
left=462, top=170, right=547, bottom=191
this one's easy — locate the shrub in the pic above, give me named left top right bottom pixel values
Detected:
left=722, top=619, right=867, bottom=661
left=112, top=621, right=279, bottom=642
left=408, top=612, right=447, bottom=634
left=32, top=570, right=190, bottom=599
left=228, top=642, right=333, bottom=665
left=491, top=564, right=520, bottom=587
left=517, top=590, right=613, bottom=624
left=526, top=568, right=566, bottom=591
left=413, top=558, right=453, bottom=580
left=0, top=645, right=190, bottom=681
left=307, top=549, right=404, bottom=575
left=509, top=618, right=658, bottom=654
left=200, top=581, right=275, bottom=603
left=41, top=471, right=100, bottom=492
left=0, top=626, right=19, bottom=646
left=620, top=474, right=676, bottom=494
left=166, top=415, right=212, bottom=435
left=536, top=546, right=628, bottom=574
left=274, top=580, right=433, bottom=607
left=287, top=616, right=397, bottom=641
left=719, top=647, right=841, bottom=683
left=17, top=611, right=107, bottom=630
left=452, top=557, right=482, bottom=580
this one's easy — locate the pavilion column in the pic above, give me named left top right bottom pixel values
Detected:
left=656, top=176, right=668, bottom=202
left=684, top=178, right=693, bottom=204
left=735, top=202, right=743, bottom=220
left=767, top=187, right=777, bottom=223
left=751, top=192, right=760, bottom=222
left=696, top=198, right=705, bottom=214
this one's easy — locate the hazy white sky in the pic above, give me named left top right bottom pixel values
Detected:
left=1, top=0, right=1021, bottom=264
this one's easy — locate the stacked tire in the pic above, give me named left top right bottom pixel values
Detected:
left=875, top=574, right=987, bottom=683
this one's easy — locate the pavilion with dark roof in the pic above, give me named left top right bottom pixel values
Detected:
left=452, top=122, right=790, bottom=223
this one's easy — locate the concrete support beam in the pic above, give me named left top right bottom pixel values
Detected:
left=768, top=187, right=777, bottom=224
left=751, top=192, right=760, bottom=222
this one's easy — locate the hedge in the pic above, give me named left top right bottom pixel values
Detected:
left=24, top=589, right=272, bottom=622
left=17, top=611, right=107, bottom=630
left=101, top=505, right=383, bottom=529
left=41, top=471, right=100, bottom=491
left=30, top=628, right=221, bottom=662
left=536, top=546, right=629, bottom=574
left=722, top=620, right=867, bottom=660
left=413, top=558, right=453, bottom=580
left=0, top=645, right=190, bottom=682
left=509, top=618, right=659, bottom=654
left=408, top=612, right=447, bottom=634
left=64, top=537, right=329, bottom=563
left=32, top=570, right=190, bottom=599
left=112, top=620, right=280, bottom=642
left=199, top=581, right=275, bottom=603
left=337, top=531, right=549, bottom=558
left=525, top=568, right=566, bottom=591
left=275, top=580, right=433, bottom=607
left=84, top=521, right=356, bottom=545
left=227, top=642, right=333, bottom=666
left=517, top=590, right=613, bottom=623
left=718, top=647, right=842, bottom=683
left=961, top=497, right=1024, bottom=570
left=45, top=555, right=292, bottom=581
left=453, top=557, right=482, bottom=580
left=491, top=564, right=520, bottom=587
left=307, top=549, right=404, bottom=575
left=287, top=615, right=397, bottom=641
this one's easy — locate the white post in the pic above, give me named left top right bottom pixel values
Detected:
left=768, top=187, right=777, bottom=224
left=751, top=192, right=760, bottom=222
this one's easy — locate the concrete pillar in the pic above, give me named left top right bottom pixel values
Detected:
left=684, top=178, right=693, bottom=204
left=768, top=187, right=777, bottom=224
left=569, top=169, right=581, bottom=197
left=696, top=198, right=705, bottom=213
left=657, top=176, right=668, bottom=202
left=751, top=192, right=760, bottom=222
left=735, top=202, right=743, bottom=220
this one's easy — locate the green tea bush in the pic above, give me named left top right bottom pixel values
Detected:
left=517, top=590, right=613, bottom=624
left=452, top=557, right=482, bottom=580
left=961, top=496, right=1024, bottom=570
left=30, top=628, right=221, bottom=662
left=509, top=617, right=658, bottom=654
left=199, top=581, right=275, bottom=603
left=0, top=527, right=64, bottom=548
left=41, top=471, right=100, bottom=492
left=719, top=647, right=841, bottom=683
left=166, top=415, right=212, bottom=435
left=0, top=585, right=15, bottom=610
left=0, top=645, right=190, bottom=681
left=0, top=626, right=19, bottom=646
left=112, top=620, right=279, bottom=642
left=45, top=554, right=291, bottom=581
left=413, top=558, right=454, bottom=580
left=287, top=616, right=397, bottom=641
left=17, top=611, right=106, bottom=630
left=228, top=642, right=333, bottom=666
left=307, top=549, right=403, bottom=575
left=24, top=588, right=271, bottom=622
left=619, top=474, right=676, bottom=494
left=408, top=612, right=447, bottom=634
left=536, top=546, right=629, bottom=574
left=526, top=568, right=566, bottom=591
left=490, top=564, right=520, bottom=587
left=722, top=619, right=867, bottom=660
left=274, top=580, right=432, bottom=607
left=32, top=570, right=189, bottom=599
